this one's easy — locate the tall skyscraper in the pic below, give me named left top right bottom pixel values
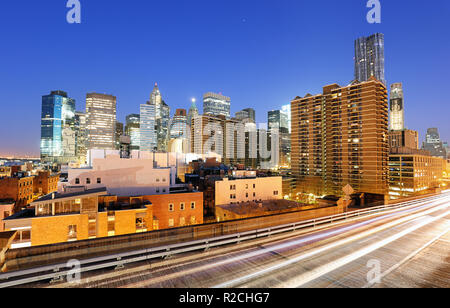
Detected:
left=203, top=92, right=231, bottom=119
left=389, top=83, right=405, bottom=131
left=354, top=33, right=386, bottom=85
left=148, top=83, right=170, bottom=151
left=170, top=109, right=188, bottom=139
left=422, top=128, right=446, bottom=158
left=268, top=110, right=289, bottom=134
left=140, top=104, right=157, bottom=152
left=235, top=108, right=256, bottom=123
left=74, top=111, right=87, bottom=165
left=281, top=104, right=291, bottom=134
left=40, top=91, right=77, bottom=164
left=125, top=114, right=140, bottom=150
left=86, top=93, right=117, bottom=150
left=187, top=99, right=199, bottom=129
left=291, top=77, right=389, bottom=197
left=115, top=121, right=124, bottom=150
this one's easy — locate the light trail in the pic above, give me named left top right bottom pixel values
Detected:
left=213, top=198, right=450, bottom=288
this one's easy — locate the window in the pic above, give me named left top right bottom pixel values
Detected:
left=253, top=192, right=256, bottom=197
left=75, top=178, right=80, bottom=184
left=156, top=178, right=160, bottom=182
left=97, top=178, right=101, bottom=184
left=86, top=178, right=91, bottom=184
left=190, top=202, right=196, bottom=209
left=136, top=215, right=147, bottom=233
left=68, top=225, right=77, bottom=241
left=253, top=184, right=256, bottom=189
left=246, top=193, right=249, bottom=198
left=156, top=188, right=160, bottom=193
left=274, top=191, right=279, bottom=195
left=190, top=216, right=196, bottom=225
left=168, top=219, right=174, bottom=227
left=246, top=184, right=249, bottom=189
left=180, top=203, right=185, bottom=211
left=169, top=203, right=174, bottom=212
left=180, top=217, right=186, bottom=226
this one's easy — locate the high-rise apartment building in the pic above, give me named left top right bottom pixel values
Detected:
left=40, top=91, right=77, bottom=164
left=389, top=83, right=405, bottom=131
left=291, top=77, right=389, bottom=197
left=203, top=92, right=231, bottom=119
left=355, top=33, right=386, bottom=85
left=125, top=114, right=140, bottom=151
left=86, top=93, right=117, bottom=151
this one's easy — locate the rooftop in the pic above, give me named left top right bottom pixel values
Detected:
left=34, top=187, right=108, bottom=203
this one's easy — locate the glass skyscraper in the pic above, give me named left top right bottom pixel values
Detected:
left=148, top=83, right=170, bottom=152
left=354, top=33, right=386, bottom=85
left=170, top=109, right=188, bottom=139
left=268, top=110, right=289, bottom=134
left=40, top=91, right=76, bottom=163
left=140, top=104, right=157, bottom=152
left=203, top=92, right=231, bottom=119
left=125, top=114, right=140, bottom=150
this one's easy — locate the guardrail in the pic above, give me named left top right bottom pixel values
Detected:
left=0, top=192, right=447, bottom=288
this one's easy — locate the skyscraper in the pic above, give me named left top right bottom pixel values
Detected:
left=170, top=109, right=188, bottom=139
left=268, top=110, right=289, bottom=134
left=281, top=104, right=291, bottom=134
left=235, top=108, right=256, bottom=123
left=74, top=111, right=87, bottom=165
left=40, top=91, right=77, bottom=164
left=422, top=128, right=446, bottom=158
left=86, top=93, right=117, bottom=150
left=125, top=114, right=140, bottom=150
left=291, top=77, right=389, bottom=197
left=115, top=121, right=124, bottom=150
left=148, top=83, right=170, bottom=151
left=140, top=104, right=157, bottom=152
left=389, top=83, right=405, bottom=131
left=187, top=99, right=199, bottom=129
left=203, top=92, right=231, bottom=119
left=355, top=33, right=386, bottom=85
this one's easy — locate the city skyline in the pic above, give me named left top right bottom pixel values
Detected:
left=1, top=1, right=450, bottom=156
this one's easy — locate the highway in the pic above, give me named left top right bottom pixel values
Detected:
left=36, top=192, right=450, bottom=288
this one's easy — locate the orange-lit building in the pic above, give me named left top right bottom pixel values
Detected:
left=0, top=167, right=12, bottom=178
left=0, top=201, right=14, bottom=232
left=389, top=153, right=446, bottom=199
left=0, top=176, right=34, bottom=210
left=3, top=187, right=203, bottom=248
left=33, top=171, right=59, bottom=197
left=291, top=77, right=389, bottom=197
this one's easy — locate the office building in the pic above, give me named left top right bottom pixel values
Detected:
left=148, top=83, right=170, bottom=152
left=291, top=77, right=389, bottom=197
left=115, top=121, right=124, bottom=150
left=40, top=91, right=77, bottom=164
left=140, top=104, right=157, bottom=152
left=125, top=114, right=140, bottom=151
left=235, top=108, right=256, bottom=123
left=389, top=129, right=419, bottom=150
left=354, top=33, right=386, bottom=85
left=74, top=111, right=87, bottom=165
left=422, top=128, right=446, bottom=158
left=203, top=92, right=231, bottom=119
left=389, top=83, right=405, bottom=131
left=389, top=153, right=446, bottom=199
left=86, top=93, right=117, bottom=151
left=268, top=110, right=289, bottom=134
left=170, top=109, right=188, bottom=139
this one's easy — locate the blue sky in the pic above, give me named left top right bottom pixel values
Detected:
left=0, top=0, right=449, bottom=156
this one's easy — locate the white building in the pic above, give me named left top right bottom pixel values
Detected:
left=215, top=175, right=282, bottom=206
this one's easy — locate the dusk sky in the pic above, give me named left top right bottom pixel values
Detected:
left=1, top=0, right=449, bottom=156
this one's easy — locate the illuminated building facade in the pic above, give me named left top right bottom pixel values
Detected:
left=115, top=121, right=124, bottom=150
left=125, top=114, right=140, bottom=151
left=40, top=91, right=77, bottom=164
left=203, top=92, right=231, bottom=119
left=140, top=104, right=157, bottom=152
left=389, top=83, right=405, bottom=131
left=291, top=77, right=389, bottom=197
left=86, top=93, right=117, bottom=151
left=148, top=83, right=170, bottom=152
left=422, top=128, right=447, bottom=158
left=74, top=111, right=87, bottom=165
left=389, top=153, right=446, bottom=199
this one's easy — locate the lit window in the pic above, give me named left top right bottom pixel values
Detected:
left=168, top=219, right=174, bottom=227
